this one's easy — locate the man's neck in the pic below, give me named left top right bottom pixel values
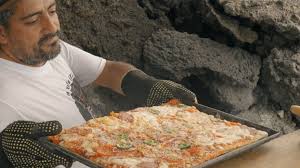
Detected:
left=0, top=49, right=45, bottom=67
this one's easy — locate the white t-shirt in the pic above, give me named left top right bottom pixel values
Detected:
left=0, top=41, right=106, bottom=168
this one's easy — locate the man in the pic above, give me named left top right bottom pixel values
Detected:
left=0, top=0, right=197, bottom=167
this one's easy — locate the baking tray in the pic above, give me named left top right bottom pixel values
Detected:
left=191, top=103, right=280, bottom=167
left=39, top=103, right=281, bottom=168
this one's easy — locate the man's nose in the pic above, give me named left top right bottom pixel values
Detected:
left=42, top=15, right=58, bottom=34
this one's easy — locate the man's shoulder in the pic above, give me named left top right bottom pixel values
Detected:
left=58, top=40, right=76, bottom=64
left=59, top=40, right=78, bottom=57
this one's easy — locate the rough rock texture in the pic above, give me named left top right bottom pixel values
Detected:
left=139, top=0, right=258, bottom=46
left=175, top=0, right=258, bottom=44
left=156, top=0, right=299, bottom=56
left=137, top=0, right=186, bottom=18
left=215, top=0, right=300, bottom=55
left=57, top=0, right=172, bottom=68
left=218, top=0, right=300, bottom=40
left=262, top=45, right=300, bottom=110
left=143, top=30, right=261, bottom=112
left=237, top=96, right=296, bottom=134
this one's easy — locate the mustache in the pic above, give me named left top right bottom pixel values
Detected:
left=38, top=31, right=61, bottom=46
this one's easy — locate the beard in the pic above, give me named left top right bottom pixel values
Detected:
left=12, top=31, right=61, bottom=66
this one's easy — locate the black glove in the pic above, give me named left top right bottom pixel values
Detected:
left=1, top=121, right=73, bottom=168
left=0, top=134, right=13, bottom=168
left=121, top=69, right=197, bottom=106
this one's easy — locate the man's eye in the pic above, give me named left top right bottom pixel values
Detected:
left=25, top=19, right=38, bottom=25
left=50, top=10, right=57, bottom=14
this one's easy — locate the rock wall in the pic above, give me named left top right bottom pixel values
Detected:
left=58, top=0, right=172, bottom=67
left=262, top=45, right=300, bottom=110
left=169, top=0, right=300, bottom=55
left=143, top=30, right=261, bottom=113
left=58, top=0, right=300, bottom=132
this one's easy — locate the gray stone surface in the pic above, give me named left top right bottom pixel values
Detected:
left=138, top=0, right=185, bottom=12
left=218, top=0, right=300, bottom=40
left=237, top=101, right=296, bottom=134
left=160, top=0, right=298, bottom=56
left=205, top=0, right=258, bottom=44
left=143, top=30, right=261, bottom=112
left=262, top=45, right=300, bottom=110
left=175, top=0, right=258, bottom=44
left=58, top=0, right=172, bottom=68
left=209, top=81, right=256, bottom=113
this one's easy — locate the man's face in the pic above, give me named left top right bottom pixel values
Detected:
left=3, top=0, right=60, bottom=65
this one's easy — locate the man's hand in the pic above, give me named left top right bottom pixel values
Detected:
left=1, top=121, right=72, bottom=168
left=121, top=70, right=197, bottom=106
left=146, top=80, right=197, bottom=106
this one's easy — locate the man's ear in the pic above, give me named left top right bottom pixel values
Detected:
left=0, top=25, right=8, bottom=45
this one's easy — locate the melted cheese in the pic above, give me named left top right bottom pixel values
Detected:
left=60, top=134, right=79, bottom=142
left=107, top=157, right=156, bottom=168
left=81, top=140, right=98, bottom=156
left=131, top=111, right=160, bottom=128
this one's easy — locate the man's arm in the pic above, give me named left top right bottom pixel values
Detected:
left=94, top=60, right=136, bottom=95
left=94, top=61, right=197, bottom=106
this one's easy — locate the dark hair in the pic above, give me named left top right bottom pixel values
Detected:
left=0, top=10, right=12, bottom=27
left=0, top=0, right=9, bottom=6
left=0, top=0, right=17, bottom=28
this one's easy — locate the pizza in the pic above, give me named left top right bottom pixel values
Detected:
left=49, top=99, right=268, bottom=168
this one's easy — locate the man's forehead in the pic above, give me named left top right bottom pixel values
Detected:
left=14, top=0, right=56, bottom=14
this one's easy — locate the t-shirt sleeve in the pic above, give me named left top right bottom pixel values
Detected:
left=59, top=41, right=107, bottom=87
left=0, top=101, right=22, bottom=132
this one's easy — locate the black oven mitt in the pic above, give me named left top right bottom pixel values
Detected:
left=0, top=121, right=72, bottom=168
left=0, top=138, right=12, bottom=168
left=122, top=69, right=197, bottom=106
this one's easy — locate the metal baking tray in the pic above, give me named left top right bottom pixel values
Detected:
left=39, top=103, right=281, bottom=168
left=191, top=103, right=280, bottom=167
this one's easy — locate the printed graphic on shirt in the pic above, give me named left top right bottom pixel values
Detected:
left=66, top=74, right=96, bottom=120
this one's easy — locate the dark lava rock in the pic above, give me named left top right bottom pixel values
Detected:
left=143, top=30, right=261, bottom=112
left=262, top=45, right=300, bottom=110
left=58, top=0, right=172, bottom=68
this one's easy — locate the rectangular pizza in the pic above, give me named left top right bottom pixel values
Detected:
left=49, top=99, right=268, bottom=168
